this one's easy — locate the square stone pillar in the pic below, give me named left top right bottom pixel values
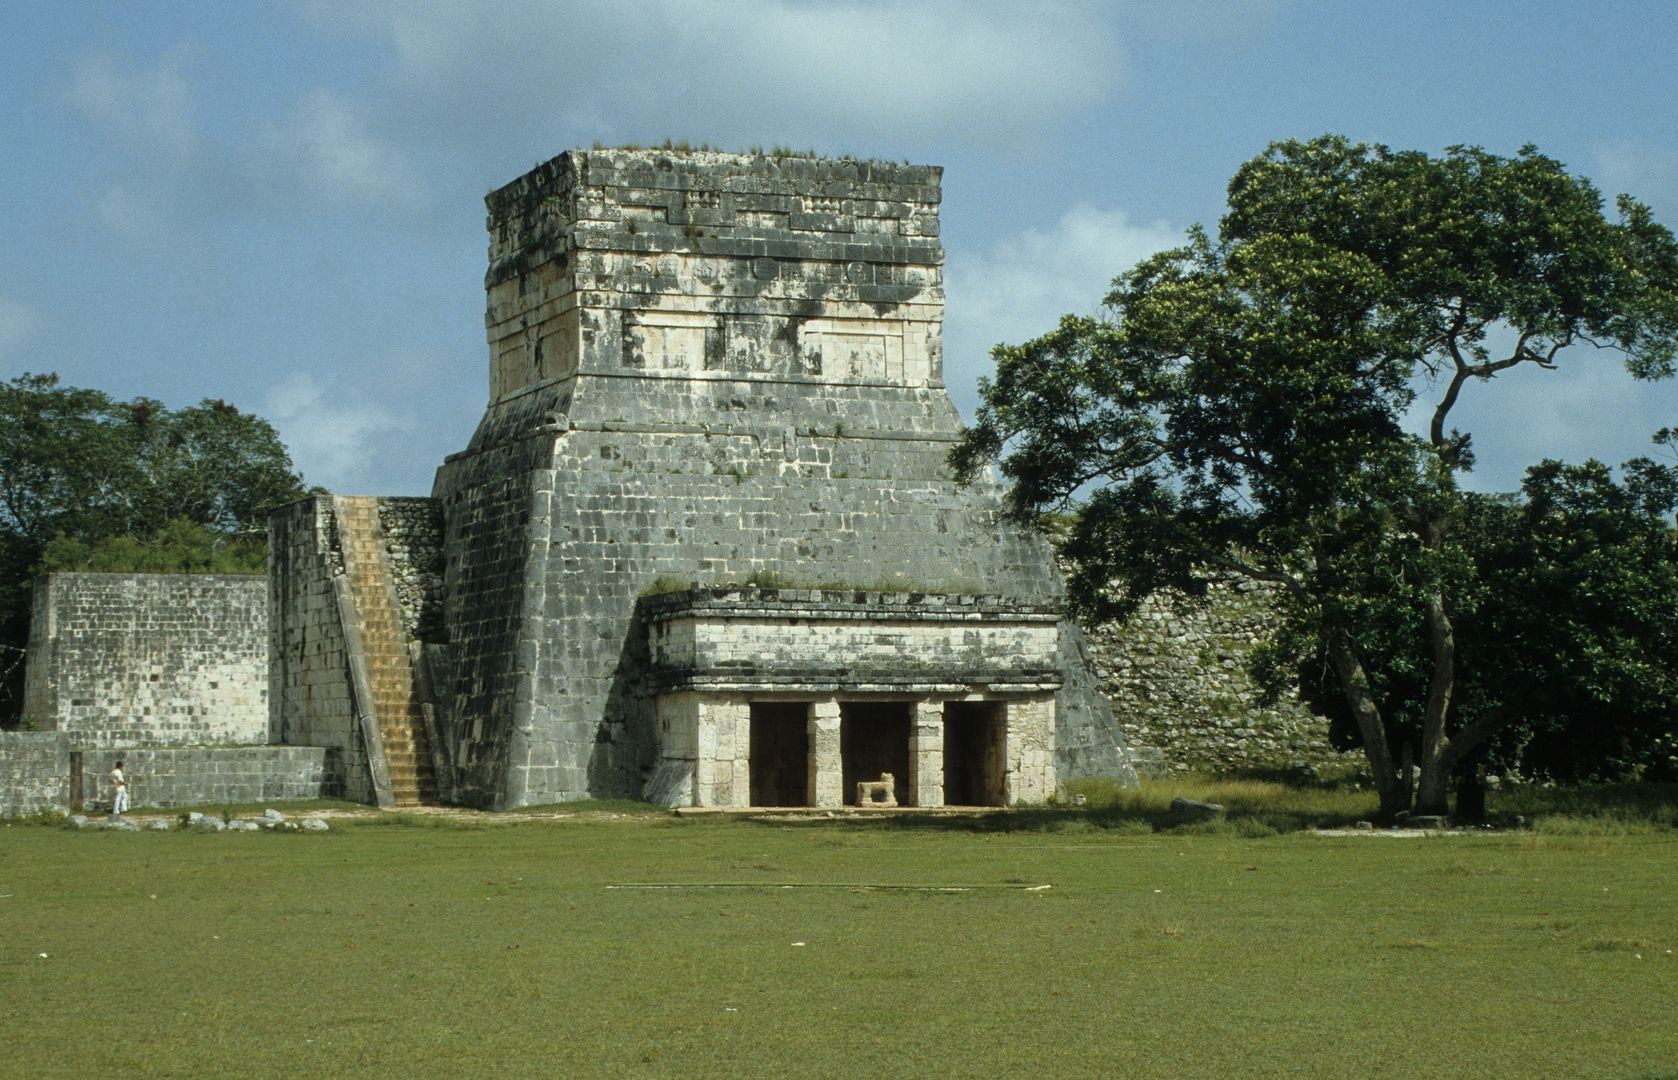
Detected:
left=808, top=698, right=842, bottom=808
left=1002, top=696, right=1057, bottom=805
left=695, top=696, right=751, bottom=808
left=910, top=700, right=944, bottom=808
left=654, top=692, right=700, bottom=807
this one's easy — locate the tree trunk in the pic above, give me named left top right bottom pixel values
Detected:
left=1414, top=587, right=1458, bottom=816
left=1325, top=631, right=1408, bottom=819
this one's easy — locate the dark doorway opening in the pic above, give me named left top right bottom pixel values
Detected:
left=944, top=701, right=1005, bottom=806
left=749, top=702, right=809, bottom=807
left=840, top=701, right=912, bottom=806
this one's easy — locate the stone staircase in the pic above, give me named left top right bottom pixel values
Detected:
left=335, top=498, right=438, bottom=807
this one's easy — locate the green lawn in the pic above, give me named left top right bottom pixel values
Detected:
left=2, top=811, right=1674, bottom=1079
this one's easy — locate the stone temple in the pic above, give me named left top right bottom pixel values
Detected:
left=267, top=149, right=1135, bottom=810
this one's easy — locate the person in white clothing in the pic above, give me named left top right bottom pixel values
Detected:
left=110, top=760, right=129, bottom=816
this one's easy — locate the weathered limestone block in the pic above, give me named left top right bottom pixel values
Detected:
left=1004, top=698, right=1056, bottom=805
left=24, top=574, right=268, bottom=748
left=75, top=747, right=330, bottom=811
left=642, top=589, right=1063, bottom=695
left=810, top=699, right=842, bottom=808
left=0, top=732, right=71, bottom=817
left=911, top=701, right=943, bottom=808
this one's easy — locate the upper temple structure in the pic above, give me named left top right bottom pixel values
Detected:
left=267, top=148, right=1136, bottom=810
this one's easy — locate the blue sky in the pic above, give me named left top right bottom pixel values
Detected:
left=4, top=1, right=1677, bottom=496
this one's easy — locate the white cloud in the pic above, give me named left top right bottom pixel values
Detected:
left=263, top=371, right=409, bottom=492
left=69, top=45, right=425, bottom=229
left=93, top=186, right=170, bottom=238
left=942, top=204, right=1181, bottom=417
left=68, top=47, right=200, bottom=169
left=0, top=296, right=41, bottom=360
left=300, top=0, right=1126, bottom=150
left=257, top=89, right=426, bottom=210
left=66, top=48, right=204, bottom=237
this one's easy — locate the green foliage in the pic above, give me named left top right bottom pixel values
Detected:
left=0, top=377, right=308, bottom=546
left=1282, top=459, right=1678, bottom=782
left=954, top=135, right=1678, bottom=816
left=3, top=804, right=67, bottom=826
left=584, top=142, right=857, bottom=162
left=37, top=517, right=267, bottom=575
left=642, top=570, right=982, bottom=597
left=640, top=573, right=696, bottom=597
left=744, top=566, right=792, bottom=589
left=0, top=373, right=310, bottom=720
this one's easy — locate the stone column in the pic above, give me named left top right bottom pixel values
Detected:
left=808, top=698, right=842, bottom=808
left=1003, top=696, right=1056, bottom=805
left=654, top=692, right=700, bottom=807
left=697, top=697, right=750, bottom=808
left=910, top=700, right=944, bottom=807
left=694, top=698, right=717, bottom=807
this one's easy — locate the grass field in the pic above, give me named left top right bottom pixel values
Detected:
left=2, top=788, right=1675, bottom=1079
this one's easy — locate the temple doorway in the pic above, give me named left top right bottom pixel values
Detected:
left=840, top=701, right=911, bottom=806
left=943, top=700, right=1006, bottom=806
left=749, top=702, right=810, bottom=807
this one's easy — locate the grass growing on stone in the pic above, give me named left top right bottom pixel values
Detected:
left=4, top=809, right=1676, bottom=1079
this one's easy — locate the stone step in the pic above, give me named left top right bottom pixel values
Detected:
left=336, top=497, right=440, bottom=809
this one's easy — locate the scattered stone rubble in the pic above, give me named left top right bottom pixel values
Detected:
left=66, top=809, right=330, bottom=832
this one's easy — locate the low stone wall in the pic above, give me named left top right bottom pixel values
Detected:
left=0, top=732, right=71, bottom=816
left=1080, top=578, right=1357, bottom=773
left=23, top=573, right=269, bottom=747
left=75, top=747, right=333, bottom=812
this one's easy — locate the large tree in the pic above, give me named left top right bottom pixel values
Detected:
left=0, top=373, right=310, bottom=720
left=1264, top=455, right=1678, bottom=787
left=952, top=136, right=1678, bottom=818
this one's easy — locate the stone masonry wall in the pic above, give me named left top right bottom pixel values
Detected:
left=1081, top=577, right=1355, bottom=773
left=22, top=574, right=268, bottom=747
left=77, top=747, right=332, bottom=811
left=2, top=739, right=332, bottom=816
left=481, top=151, right=944, bottom=403
left=643, top=588, right=1062, bottom=693
left=0, top=732, right=71, bottom=816
left=267, top=498, right=372, bottom=804
left=431, top=149, right=1132, bottom=808
left=377, top=497, right=446, bottom=641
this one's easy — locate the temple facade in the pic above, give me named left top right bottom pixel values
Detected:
left=268, top=149, right=1135, bottom=810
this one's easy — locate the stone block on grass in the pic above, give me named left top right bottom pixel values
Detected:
left=1170, top=796, right=1226, bottom=821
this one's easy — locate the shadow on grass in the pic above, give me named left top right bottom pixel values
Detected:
left=730, top=777, right=1678, bottom=838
